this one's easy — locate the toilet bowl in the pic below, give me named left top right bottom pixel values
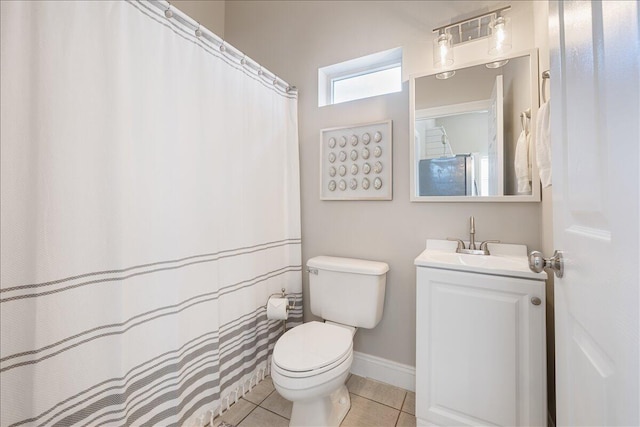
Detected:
left=270, top=256, right=389, bottom=427
left=271, top=321, right=354, bottom=426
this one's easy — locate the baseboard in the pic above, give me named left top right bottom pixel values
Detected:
left=350, top=351, right=416, bottom=392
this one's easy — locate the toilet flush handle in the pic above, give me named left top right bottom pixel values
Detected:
left=306, top=268, right=318, bottom=275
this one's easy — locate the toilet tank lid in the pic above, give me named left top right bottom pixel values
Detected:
left=307, top=256, right=389, bottom=275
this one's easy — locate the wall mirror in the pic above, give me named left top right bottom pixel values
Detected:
left=409, top=49, right=540, bottom=202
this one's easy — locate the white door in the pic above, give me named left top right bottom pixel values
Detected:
left=488, top=74, right=504, bottom=196
left=549, top=1, right=639, bottom=425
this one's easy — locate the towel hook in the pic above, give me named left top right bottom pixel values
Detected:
left=541, top=70, right=550, bottom=103
left=520, top=108, right=531, bottom=133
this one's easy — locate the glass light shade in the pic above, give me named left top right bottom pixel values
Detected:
left=488, top=16, right=512, bottom=56
left=485, top=59, right=509, bottom=69
left=435, top=70, right=456, bottom=80
left=433, top=33, right=454, bottom=68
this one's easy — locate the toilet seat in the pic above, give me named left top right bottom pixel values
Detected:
left=272, top=321, right=353, bottom=378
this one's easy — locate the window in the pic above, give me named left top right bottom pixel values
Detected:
left=332, top=66, right=402, bottom=104
left=318, top=47, right=402, bottom=106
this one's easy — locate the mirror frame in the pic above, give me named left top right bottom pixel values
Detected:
left=409, top=48, right=541, bottom=202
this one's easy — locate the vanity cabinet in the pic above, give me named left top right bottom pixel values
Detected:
left=415, top=244, right=547, bottom=426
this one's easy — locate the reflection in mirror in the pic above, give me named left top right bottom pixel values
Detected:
left=416, top=93, right=500, bottom=196
left=411, top=52, right=539, bottom=201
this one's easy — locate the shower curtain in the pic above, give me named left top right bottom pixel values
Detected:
left=0, top=1, right=301, bottom=426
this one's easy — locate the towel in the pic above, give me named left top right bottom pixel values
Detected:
left=514, top=129, right=531, bottom=193
left=535, top=100, right=552, bottom=187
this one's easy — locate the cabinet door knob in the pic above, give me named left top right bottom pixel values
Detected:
left=531, top=297, right=542, bottom=306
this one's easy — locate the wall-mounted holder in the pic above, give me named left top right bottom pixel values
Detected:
left=320, top=120, right=393, bottom=200
left=266, top=288, right=297, bottom=311
left=541, top=70, right=550, bottom=103
left=266, top=288, right=297, bottom=334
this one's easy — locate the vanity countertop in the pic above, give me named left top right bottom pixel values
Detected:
left=415, top=239, right=547, bottom=280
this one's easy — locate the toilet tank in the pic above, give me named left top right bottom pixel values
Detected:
left=307, top=256, right=389, bottom=329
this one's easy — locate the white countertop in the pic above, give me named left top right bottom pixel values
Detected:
left=414, top=239, right=547, bottom=280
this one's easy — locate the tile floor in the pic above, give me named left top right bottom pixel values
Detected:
left=211, top=374, right=416, bottom=427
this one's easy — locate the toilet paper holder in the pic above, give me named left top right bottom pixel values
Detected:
left=266, top=288, right=297, bottom=313
left=266, top=288, right=297, bottom=334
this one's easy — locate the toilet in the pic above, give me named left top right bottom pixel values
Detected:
left=271, top=256, right=389, bottom=427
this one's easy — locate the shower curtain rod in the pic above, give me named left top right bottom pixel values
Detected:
left=148, top=0, right=297, bottom=94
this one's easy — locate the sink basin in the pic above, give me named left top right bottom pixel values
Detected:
left=414, top=239, right=546, bottom=280
left=423, top=251, right=524, bottom=269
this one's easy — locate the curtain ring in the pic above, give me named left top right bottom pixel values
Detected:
left=195, top=24, right=202, bottom=38
left=164, top=6, right=173, bottom=19
left=258, top=67, right=263, bottom=76
left=219, top=43, right=226, bottom=52
left=240, top=56, right=247, bottom=66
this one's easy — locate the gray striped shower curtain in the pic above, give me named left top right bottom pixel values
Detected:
left=0, top=1, right=301, bottom=425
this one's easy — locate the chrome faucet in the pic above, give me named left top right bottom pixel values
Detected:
left=448, top=216, right=500, bottom=255
left=469, top=216, right=476, bottom=250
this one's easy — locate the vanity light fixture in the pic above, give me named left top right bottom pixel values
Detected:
left=433, top=29, right=454, bottom=68
left=432, top=5, right=511, bottom=66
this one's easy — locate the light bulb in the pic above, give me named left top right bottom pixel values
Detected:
left=495, top=17, right=505, bottom=49
left=433, top=32, right=453, bottom=68
left=439, top=37, right=449, bottom=65
left=488, top=15, right=512, bottom=56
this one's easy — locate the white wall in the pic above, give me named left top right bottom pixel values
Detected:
left=415, top=65, right=496, bottom=110
left=172, top=0, right=225, bottom=37
left=436, top=114, right=488, bottom=155
left=224, top=1, right=543, bottom=367
left=533, top=0, right=555, bottom=423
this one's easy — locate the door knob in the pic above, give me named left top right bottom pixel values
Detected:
left=528, top=250, right=564, bottom=278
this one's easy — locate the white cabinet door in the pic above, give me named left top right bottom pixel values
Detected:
left=416, top=267, right=546, bottom=426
